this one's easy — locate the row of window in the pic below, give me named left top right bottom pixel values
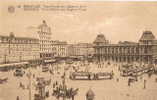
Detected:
left=0, top=38, right=38, bottom=44
left=96, top=47, right=151, bottom=54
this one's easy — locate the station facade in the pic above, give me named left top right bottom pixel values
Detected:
left=93, top=31, right=157, bottom=64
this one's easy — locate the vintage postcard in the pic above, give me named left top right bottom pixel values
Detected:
left=0, top=0, right=157, bottom=100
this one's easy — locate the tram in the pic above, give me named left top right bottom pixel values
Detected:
left=95, top=72, right=113, bottom=80
left=69, top=71, right=94, bottom=80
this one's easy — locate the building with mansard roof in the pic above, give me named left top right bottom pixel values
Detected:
left=93, top=30, right=157, bottom=64
left=93, top=34, right=109, bottom=45
left=68, top=43, right=94, bottom=60
left=50, top=40, right=68, bottom=58
left=0, top=32, right=40, bottom=64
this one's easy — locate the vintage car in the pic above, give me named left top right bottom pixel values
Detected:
left=42, top=66, right=49, bottom=72
left=69, top=71, right=94, bottom=80
left=34, top=94, right=44, bottom=100
left=95, top=72, right=113, bottom=80
left=0, top=77, right=8, bottom=84
left=120, top=69, right=134, bottom=77
left=14, top=69, right=25, bottom=77
left=128, top=76, right=138, bottom=84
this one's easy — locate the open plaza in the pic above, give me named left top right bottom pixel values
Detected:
left=0, top=61, right=157, bottom=100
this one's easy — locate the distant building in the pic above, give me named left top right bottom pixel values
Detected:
left=93, top=31, right=157, bottom=64
left=68, top=43, right=94, bottom=59
left=0, top=33, right=40, bottom=64
left=37, top=20, right=53, bottom=59
left=51, top=40, right=68, bottom=58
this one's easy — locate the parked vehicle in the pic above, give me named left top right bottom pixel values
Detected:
left=128, top=76, right=138, bottom=83
left=120, top=69, right=133, bottom=77
left=0, top=77, right=8, bottom=84
left=14, top=69, right=25, bottom=77
left=42, top=66, right=49, bottom=72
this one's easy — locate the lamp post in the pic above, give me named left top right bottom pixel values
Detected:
left=4, top=50, right=7, bottom=64
left=8, top=38, right=11, bottom=55
left=27, top=68, right=32, bottom=100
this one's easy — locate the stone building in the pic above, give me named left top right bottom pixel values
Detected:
left=37, top=20, right=53, bottom=59
left=0, top=33, right=40, bottom=64
left=68, top=43, right=94, bottom=59
left=93, top=31, right=157, bottom=64
left=51, top=40, right=68, bottom=58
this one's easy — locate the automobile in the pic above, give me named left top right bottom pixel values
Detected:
left=120, top=69, right=133, bottom=77
left=14, top=69, right=25, bottom=77
left=42, top=66, right=49, bottom=72
left=128, top=76, right=138, bottom=83
left=0, top=77, right=8, bottom=84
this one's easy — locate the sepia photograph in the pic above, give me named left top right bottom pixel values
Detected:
left=0, top=0, right=157, bottom=100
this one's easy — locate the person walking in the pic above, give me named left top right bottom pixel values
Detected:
left=144, top=79, right=146, bottom=89
left=16, top=96, right=19, bottom=100
left=128, top=78, right=131, bottom=86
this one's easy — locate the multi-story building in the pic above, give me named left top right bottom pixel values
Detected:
left=51, top=40, right=68, bottom=58
left=68, top=43, right=94, bottom=59
left=37, top=20, right=53, bottom=59
left=0, top=32, right=40, bottom=64
left=93, top=31, right=157, bottom=64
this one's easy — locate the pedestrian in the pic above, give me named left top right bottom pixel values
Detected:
left=46, top=91, right=49, bottom=97
left=116, top=78, right=119, bottom=82
left=19, top=82, right=23, bottom=88
left=148, top=72, right=152, bottom=78
left=140, top=76, right=143, bottom=80
left=33, top=74, right=35, bottom=78
left=128, top=79, right=131, bottom=86
left=53, top=83, right=55, bottom=88
left=16, top=96, right=19, bottom=100
left=135, top=76, right=138, bottom=81
left=56, top=81, right=58, bottom=85
left=144, top=79, right=146, bottom=89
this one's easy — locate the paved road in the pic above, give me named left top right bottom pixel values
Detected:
left=0, top=62, right=157, bottom=100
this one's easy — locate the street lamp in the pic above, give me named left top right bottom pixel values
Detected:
left=4, top=49, right=7, bottom=64
left=27, top=68, right=32, bottom=100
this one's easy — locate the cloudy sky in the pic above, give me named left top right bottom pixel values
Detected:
left=0, top=1, right=157, bottom=43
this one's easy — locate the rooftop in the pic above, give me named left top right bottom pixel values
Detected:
left=139, top=30, right=156, bottom=41
left=38, top=20, right=48, bottom=29
left=0, top=32, right=38, bottom=41
left=93, top=34, right=107, bottom=43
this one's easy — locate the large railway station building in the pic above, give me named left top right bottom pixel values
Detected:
left=93, top=30, right=157, bottom=64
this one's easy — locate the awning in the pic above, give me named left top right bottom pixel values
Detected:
left=0, top=62, right=29, bottom=68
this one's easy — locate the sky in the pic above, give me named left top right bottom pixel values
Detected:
left=0, top=1, right=157, bottom=43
